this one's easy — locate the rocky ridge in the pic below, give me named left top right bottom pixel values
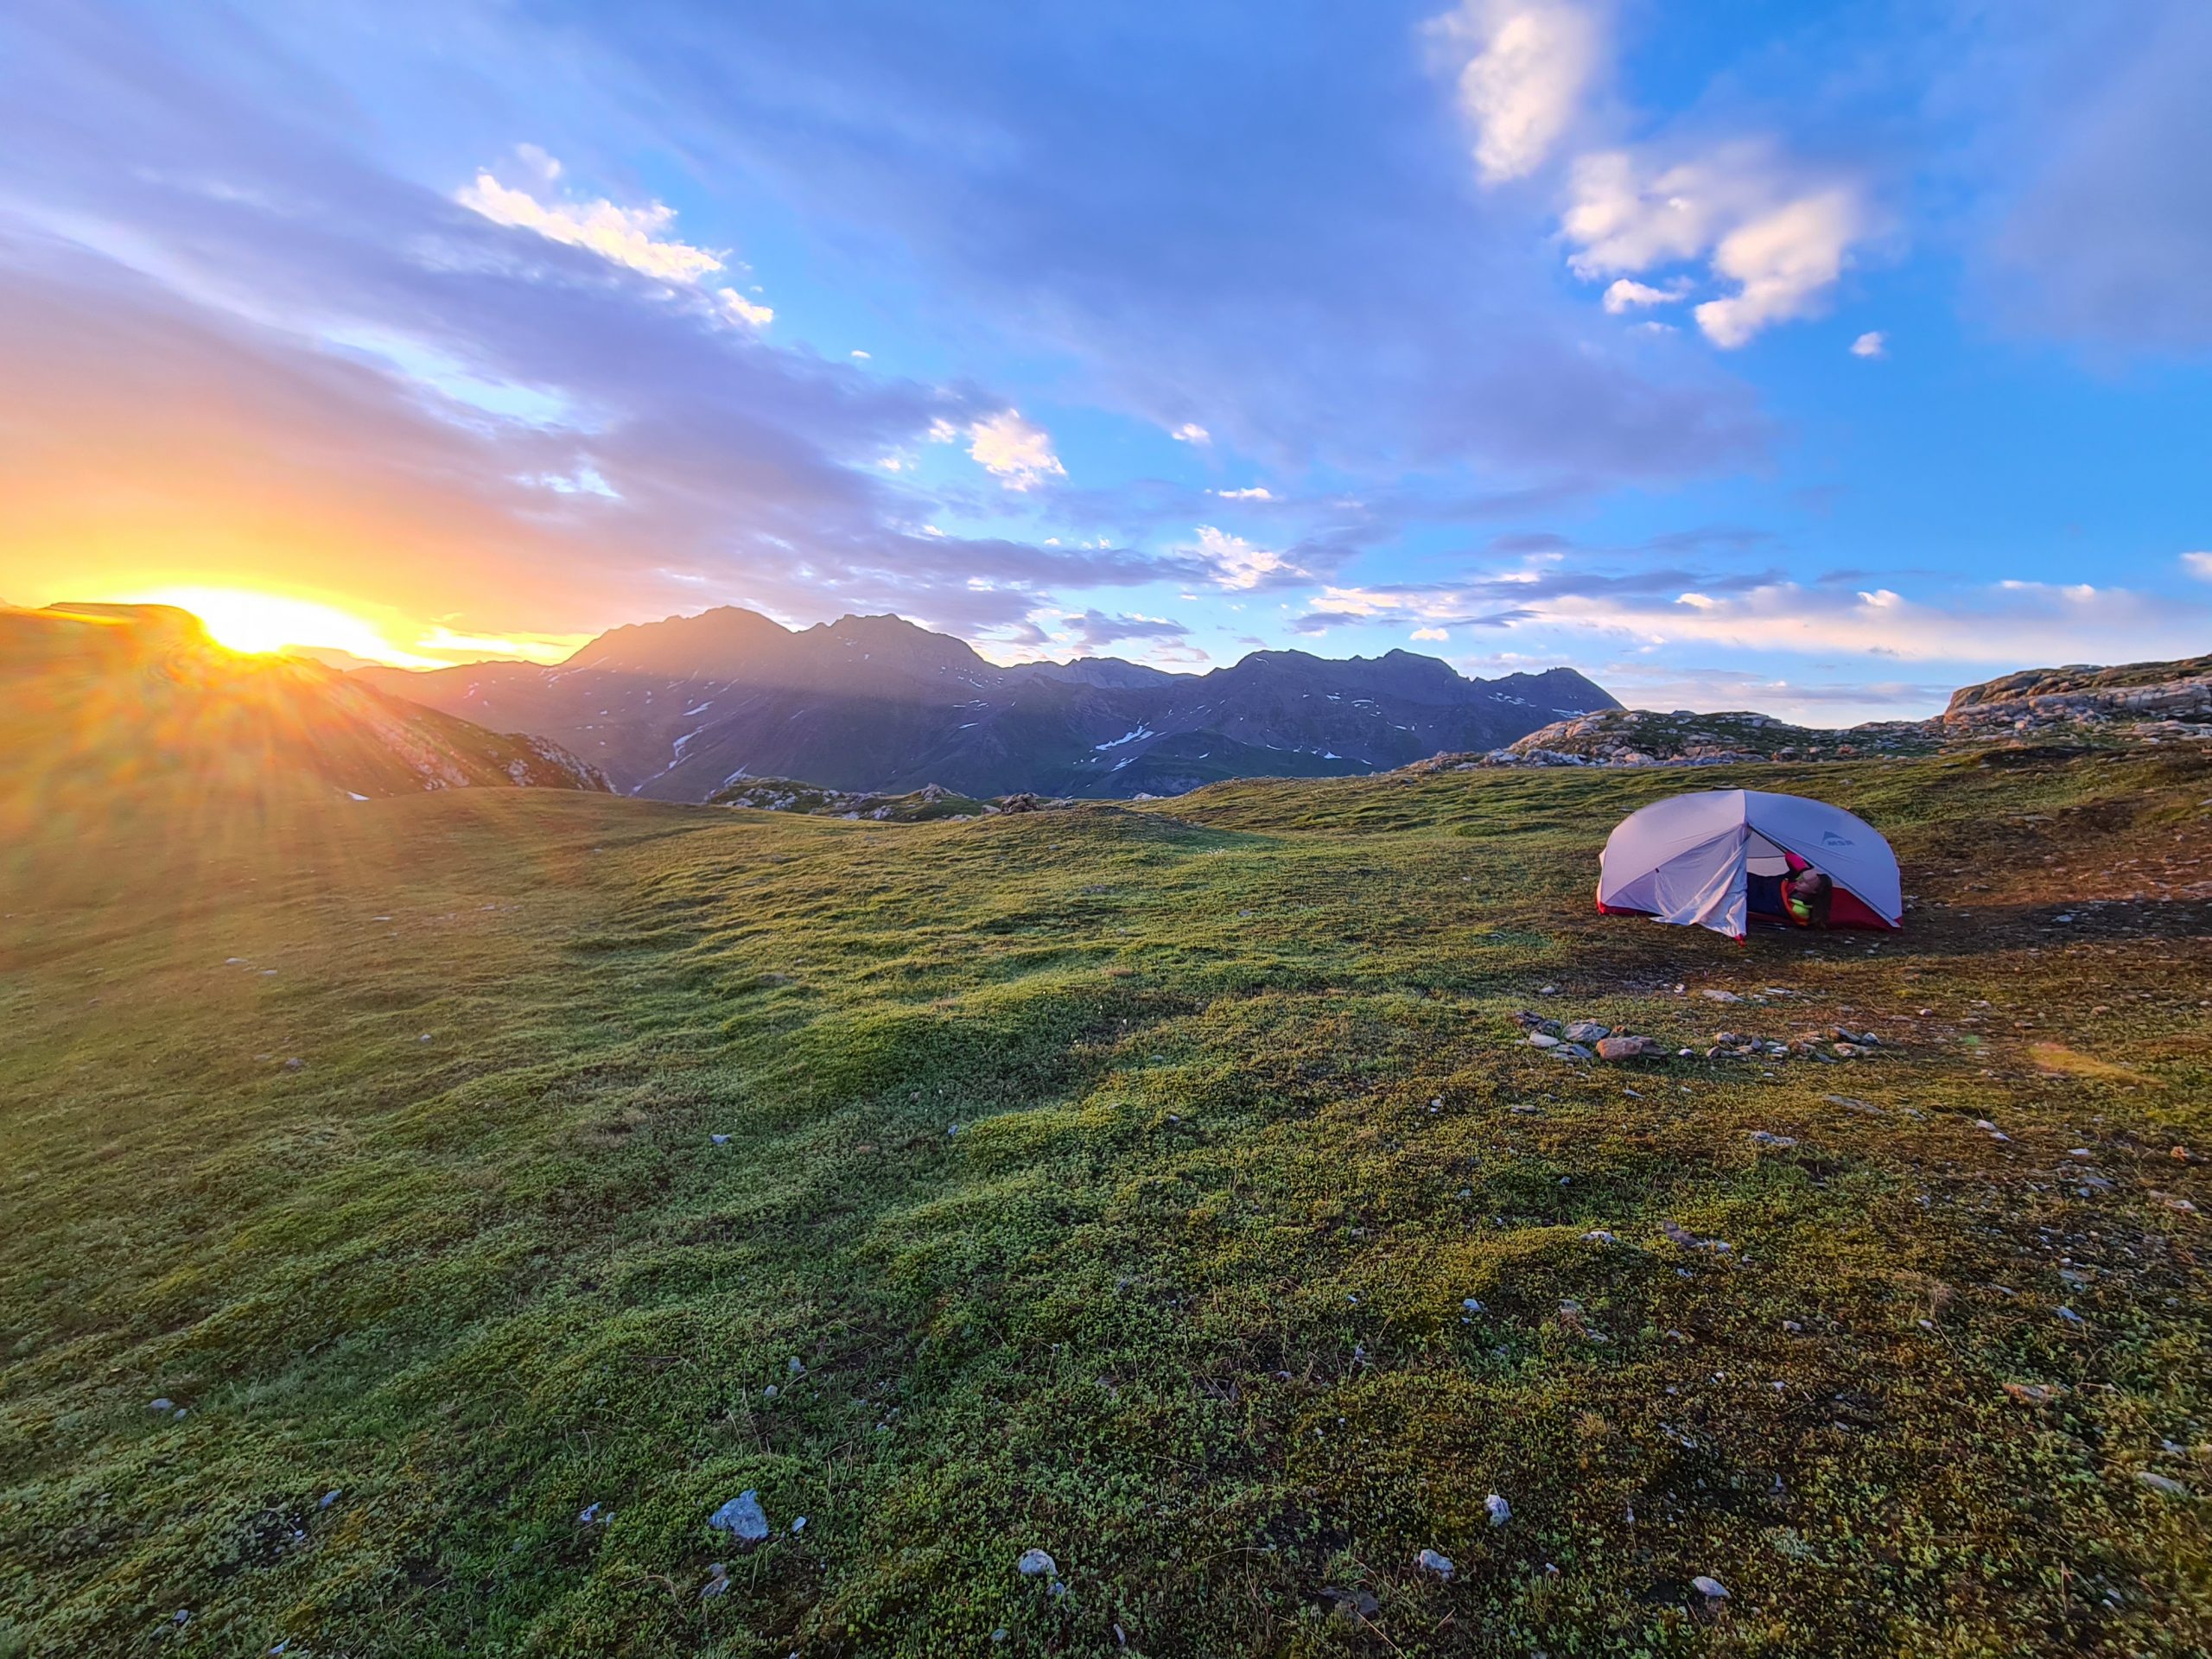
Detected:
left=1408, top=652, right=2212, bottom=772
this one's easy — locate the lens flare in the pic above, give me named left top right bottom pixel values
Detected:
left=118, top=586, right=444, bottom=668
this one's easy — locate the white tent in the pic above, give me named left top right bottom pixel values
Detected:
left=1596, top=789, right=1903, bottom=939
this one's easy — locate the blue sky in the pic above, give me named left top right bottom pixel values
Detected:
left=2, top=0, right=2206, bottom=718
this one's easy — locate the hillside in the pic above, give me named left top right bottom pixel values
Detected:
left=353, top=607, right=1616, bottom=800
left=1412, top=652, right=2212, bottom=771
left=2, top=743, right=2205, bottom=1656
left=0, top=605, right=608, bottom=855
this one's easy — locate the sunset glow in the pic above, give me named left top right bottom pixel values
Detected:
left=124, top=586, right=447, bottom=668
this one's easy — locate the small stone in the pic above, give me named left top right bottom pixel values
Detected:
left=283, top=1058, right=305, bottom=1071
left=1485, top=1492, right=1511, bottom=1526
left=1018, top=1547, right=1058, bottom=1578
left=1462, top=1298, right=1484, bottom=1313
left=1562, top=1020, right=1611, bottom=1044
left=2137, top=1471, right=2190, bottom=1497
left=1415, top=1547, right=1455, bottom=1580
left=1597, top=1034, right=1664, bottom=1061
left=2055, top=1306, right=2084, bottom=1325
left=701, top=1562, right=730, bottom=1599
left=319, top=1490, right=341, bottom=1509
left=1691, top=1574, right=1729, bottom=1599
left=1700, top=989, right=1743, bottom=1003
left=1583, top=1229, right=1618, bottom=1245
left=791, top=1516, right=807, bottom=1533
left=1747, top=1130, right=1798, bottom=1149
left=2003, top=1382, right=2066, bottom=1407
left=709, top=1491, right=770, bottom=1541
left=578, top=1503, right=608, bottom=1526
left=1527, top=1032, right=1560, bottom=1048
left=710, top=1134, right=731, bottom=1146
left=149, top=1397, right=174, bottom=1413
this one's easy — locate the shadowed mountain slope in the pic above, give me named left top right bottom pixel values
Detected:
left=355, top=607, right=1617, bottom=799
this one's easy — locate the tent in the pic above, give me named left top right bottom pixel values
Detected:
left=1596, top=789, right=1902, bottom=940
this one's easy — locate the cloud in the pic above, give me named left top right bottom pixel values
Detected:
left=456, top=158, right=772, bottom=328
left=1692, top=190, right=1863, bottom=348
left=1192, top=525, right=1299, bottom=590
left=1429, top=0, right=1605, bottom=185
left=965, top=409, right=1065, bottom=490
left=849, top=348, right=871, bottom=359
left=1565, top=145, right=1868, bottom=348
left=1985, top=0, right=2212, bottom=352
left=1850, top=330, right=1885, bottom=358
left=1211, top=486, right=1274, bottom=500
left=1601, top=277, right=1688, bottom=314
left=1170, top=422, right=1211, bottom=445
left=1410, top=626, right=1450, bottom=641
left=1057, top=608, right=1189, bottom=650
left=2183, top=552, right=2212, bottom=581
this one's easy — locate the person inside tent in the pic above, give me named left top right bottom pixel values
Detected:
left=1747, top=852, right=1833, bottom=929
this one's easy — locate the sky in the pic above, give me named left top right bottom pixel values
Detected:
left=2, top=0, right=2207, bottom=721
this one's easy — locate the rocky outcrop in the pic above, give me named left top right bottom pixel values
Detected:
left=1941, top=656, right=2212, bottom=740
left=1404, top=652, right=2212, bottom=773
left=709, top=776, right=1001, bottom=821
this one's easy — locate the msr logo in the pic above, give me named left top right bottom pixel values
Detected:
left=1821, top=831, right=1853, bottom=848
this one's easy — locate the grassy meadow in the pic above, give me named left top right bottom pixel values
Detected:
left=2, top=749, right=2208, bottom=1656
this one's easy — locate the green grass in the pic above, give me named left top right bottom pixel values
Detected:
left=2, top=750, right=2208, bottom=1656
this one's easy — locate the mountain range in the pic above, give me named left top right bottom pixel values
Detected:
left=353, top=607, right=1618, bottom=801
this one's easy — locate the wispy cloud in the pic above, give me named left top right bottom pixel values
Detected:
left=456, top=152, right=773, bottom=327
left=965, top=409, right=1065, bottom=491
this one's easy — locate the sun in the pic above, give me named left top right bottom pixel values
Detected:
left=121, top=585, right=444, bottom=668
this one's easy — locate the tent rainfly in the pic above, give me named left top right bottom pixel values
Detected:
left=1596, top=789, right=1903, bottom=941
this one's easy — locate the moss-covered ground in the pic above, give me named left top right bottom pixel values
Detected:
left=2, top=747, right=2207, bottom=1656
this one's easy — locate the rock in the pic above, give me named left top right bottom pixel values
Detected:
left=577, top=1503, right=609, bottom=1526
left=1509, top=1010, right=1560, bottom=1033
left=1527, top=1032, right=1561, bottom=1048
left=319, top=1490, right=342, bottom=1508
left=2055, top=1306, right=2084, bottom=1325
left=791, top=1516, right=807, bottom=1533
left=709, top=1491, right=770, bottom=1541
left=1017, top=1548, right=1058, bottom=1578
left=1583, top=1229, right=1618, bottom=1245
left=710, top=1134, right=731, bottom=1146
left=1321, top=1586, right=1381, bottom=1620
left=1554, top=1042, right=1595, bottom=1060
left=1462, top=1298, right=1485, bottom=1313
left=1485, top=1492, right=1511, bottom=1526
left=1825, top=1095, right=1883, bottom=1116
left=1597, top=1034, right=1664, bottom=1061
left=2137, top=1471, right=2190, bottom=1497
left=1691, top=1574, right=1729, bottom=1599
left=2002, top=1382, right=2067, bottom=1407
left=1415, top=1548, right=1455, bottom=1580
left=1747, top=1130, right=1798, bottom=1149
left=1700, top=989, right=1744, bottom=1003
left=149, top=1397, right=174, bottom=1412
left=1562, top=1020, right=1611, bottom=1044
left=283, top=1058, right=306, bottom=1071
left=701, top=1562, right=730, bottom=1599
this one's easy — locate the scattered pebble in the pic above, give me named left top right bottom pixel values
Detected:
left=1415, top=1548, right=1455, bottom=1580
left=710, top=1134, right=731, bottom=1146
left=2137, top=1471, right=2190, bottom=1497
left=701, top=1562, right=730, bottom=1599
left=1700, top=989, right=1743, bottom=1004
left=1691, top=1574, right=1729, bottom=1599
left=578, top=1503, right=609, bottom=1526
left=709, top=1491, right=770, bottom=1541
left=1485, top=1492, right=1511, bottom=1526
left=1017, top=1547, right=1058, bottom=1578
left=319, top=1490, right=342, bottom=1509
left=149, top=1397, right=174, bottom=1413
